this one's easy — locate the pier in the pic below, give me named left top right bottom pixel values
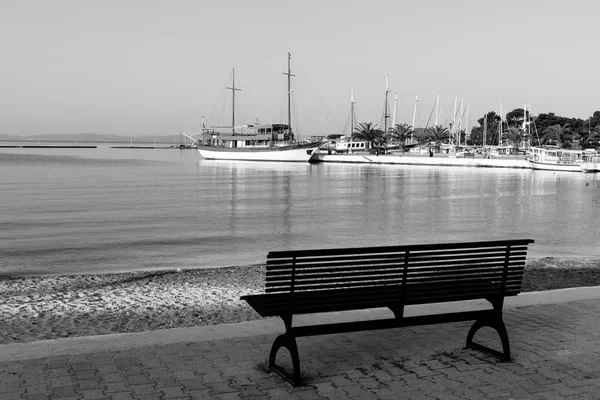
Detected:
left=311, top=152, right=532, bottom=169
left=110, top=146, right=173, bottom=149
left=0, top=145, right=97, bottom=148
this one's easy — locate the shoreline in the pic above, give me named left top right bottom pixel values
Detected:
left=2, top=257, right=600, bottom=345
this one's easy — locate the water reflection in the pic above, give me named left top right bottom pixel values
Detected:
left=194, top=160, right=599, bottom=262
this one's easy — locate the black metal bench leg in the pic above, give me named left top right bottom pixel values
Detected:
left=269, top=333, right=302, bottom=386
left=466, top=316, right=511, bottom=361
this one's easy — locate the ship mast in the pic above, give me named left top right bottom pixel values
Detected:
left=226, top=68, right=241, bottom=136
left=411, top=94, right=418, bottom=144
left=283, top=52, right=295, bottom=142
left=483, top=109, right=488, bottom=147
left=383, top=74, right=390, bottom=135
left=350, top=89, right=355, bottom=141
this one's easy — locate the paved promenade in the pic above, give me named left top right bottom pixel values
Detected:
left=1, top=287, right=600, bottom=400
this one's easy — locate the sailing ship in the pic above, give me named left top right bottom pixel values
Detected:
left=197, top=52, right=321, bottom=162
left=527, top=147, right=600, bottom=172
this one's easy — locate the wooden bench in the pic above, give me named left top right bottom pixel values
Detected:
left=241, top=239, right=534, bottom=386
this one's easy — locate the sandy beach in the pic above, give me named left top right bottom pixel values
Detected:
left=0, top=266, right=265, bottom=344
left=2, top=258, right=600, bottom=345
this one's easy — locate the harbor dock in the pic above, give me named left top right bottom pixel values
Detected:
left=0, top=145, right=97, bottom=148
left=311, top=152, right=532, bottom=169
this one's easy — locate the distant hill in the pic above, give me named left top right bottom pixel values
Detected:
left=0, top=133, right=194, bottom=143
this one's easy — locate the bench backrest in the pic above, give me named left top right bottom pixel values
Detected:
left=264, top=239, right=534, bottom=315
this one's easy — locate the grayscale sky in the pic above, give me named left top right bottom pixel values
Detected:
left=1, top=0, right=599, bottom=137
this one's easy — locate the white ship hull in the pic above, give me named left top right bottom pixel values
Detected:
left=528, top=160, right=582, bottom=172
left=198, top=144, right=318, bottom=162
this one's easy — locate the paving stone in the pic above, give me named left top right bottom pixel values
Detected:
left=104, top=381, right=131, bottom=393
left=52, top=386, right=78, bottom=397
left=339, top=383, right=379, bottom=400
left=2, top=392, right=25, bottom=400
left=264, top=388, right=298, bottom=399
left=296, top=390, right=327, bottom=400
left=160, top=386, right=186, bottom=398
left=74, top=370, right=99, bottom=381
left=204, top=381, right=238, bottom=394
left=172, top=370, right=198, bottom=380
left=212, top=393, right=242, bottom=400
left=107, top=392, right=134, bottom=400
left=130, top=383, right=159, bottom=395
left=97, top=365, right=121, bottom=375
left=186, top=388, right=213, bottom=399
left=47, top=377, right=75, bottom=388
left=0, top=382, right=23, bottom=393
left=99, top=373, right=124, bottom=383
left=22, top=383, right=49, bottom=395
left=47, top=368, right=71, bottom=378
left=201, top=372, right=225, bottom=383
left=132, top=394, right=161, bottom=400
left=79, top=388, right=107, bottom=399
left=78, top=379, right=104, bottom=390
left=23, top=393, right=51, bottom=400
left=326, top=375, right=353, bottom=387
left=125, top=375, right=152, bottom=385
left=179, top=378, right=208, bottom=391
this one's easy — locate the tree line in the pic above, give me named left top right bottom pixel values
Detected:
left=336, top=109, right=600, bottom=153
left=470, top=109, right=600, bottom=150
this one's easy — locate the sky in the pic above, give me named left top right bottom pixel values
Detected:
left=1, top=0, right=600, bottom=137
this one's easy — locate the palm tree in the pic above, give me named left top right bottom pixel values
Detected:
left=387, top=123, right=414, bottom=152
left=425, top=125, right=450, bottom=147
left=581, top=127, right=600, bottom=149
left=502, top=127, right=529, bottom=154
left=354, top=122, right=384, bottom=153
left=541, top=124, right=570, bottom=147
left=562, top=130, right=580, bottom=149
left=354, top=122, right=383, bottom=141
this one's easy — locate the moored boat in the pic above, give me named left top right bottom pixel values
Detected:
left=198, top=131, right=319, bottom=162
left=196, top=52, right=321, bottom=163
left=527, top=147, right=589, bottom=172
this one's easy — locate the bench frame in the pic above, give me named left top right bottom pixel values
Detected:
left=242, top=239, right=534, bottom=386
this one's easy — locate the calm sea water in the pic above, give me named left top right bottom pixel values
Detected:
left=1, top=142, right=599, bottom=276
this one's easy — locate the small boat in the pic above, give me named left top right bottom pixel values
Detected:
left=334, top=140, right=370, bottom=154
left=197, top=53, right=321, bottom=163
left=309, top=80, right=391, bottom=163
left=527, top=146, right=596, bottom=172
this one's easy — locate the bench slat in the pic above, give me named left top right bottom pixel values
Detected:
left=266, top=258, right=527, bottom=275
left=265, top=259, right=527, bottom=278
left=265, top=263, right=524, bottom=286
left=266, top=248, right=530, bottom=268
left=266, top=276, right=506, bottom=297
left=265, top=267, right=524, bottom=291
left=266, top=276, right=521, bottom=293
left=266, top=239, right=534, bottom=259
